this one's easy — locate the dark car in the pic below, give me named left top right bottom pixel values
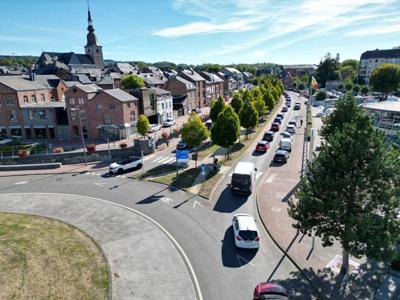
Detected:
left=294, top=102, right=301, bottom=110
left=277, top=113, right=284, bottom=119
left=253, top=282, right=288, bottom=300
left=281, top=106, right=288, bottom=113
left=263, top=131, right=275, bottom=142
left=270, top=122, right=280, bottom=132
left=285, top=101, right=291, bottom=107
left=255, top=140, right=270, bottom=152
left=273, top=149, right=289, bottom=163
left=274, top=117, right=283, bottom=124
left=176, top=140, right=189, bottom=150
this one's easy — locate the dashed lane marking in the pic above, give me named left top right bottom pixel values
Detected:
left=271, top=207, right=282, bottom=212
left=265, top=173, right=277, bottom=183
left=160, top=197, right=173, bottom=204
left=14, top=181, right=30, bottom=185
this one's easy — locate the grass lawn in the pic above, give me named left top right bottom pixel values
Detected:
left=149, top=167, right=200, bottom=189
left=0, top=213, right=109, bottom=300
left=198, top=170, right=223, bottom=198
left=197, top=142, right=219, bottom=161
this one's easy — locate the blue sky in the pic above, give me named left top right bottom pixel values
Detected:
left=1, top=0, right=399, bottom=65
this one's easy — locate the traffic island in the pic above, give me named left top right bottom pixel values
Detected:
left=0, top=213, right=109, bottom=299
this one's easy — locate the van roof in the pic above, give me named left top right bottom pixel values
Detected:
left=281, top=138, right=292, bottom=143
left=233, top=161, right=255, bottom=176
left=234, top=214, right=258, bottom=231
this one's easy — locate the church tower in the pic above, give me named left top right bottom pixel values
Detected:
left=84, top=6, right=104, bottom=68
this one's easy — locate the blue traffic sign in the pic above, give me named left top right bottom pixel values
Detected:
left=176, top=150, right=190, bottom=159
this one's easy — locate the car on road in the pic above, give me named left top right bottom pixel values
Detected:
left=232, top=214, right=260, bottom=249
left=274, top=117, right=283, bottom=124
left=285, top=101, right=291, bottom=107
left=277, top=113, right=284, bottom=119
left=255, top=140, right=270, bottom=152
left=270, top=122, right=280, bottom=132
left=294, top=102, right=301, bottom=110
left=253, top=282, right=288, bottom=300
left=288, top=120, right=297, bottom=127
left=281, top=106, right=288, bottom=113
left=231, top=162, right=257, bottom=194
left=279, top=138, right=292, bottom=152
left=273, top=149, right=289, bottom=164
left=176, top=140, right=189, bottom=150
left=163, top=117, right=176, bottom=127
left=286, top=124, right=296, bottom=134
left=263, top=131, right=275, bottom=142
left=280, top=131, right=292, bottom=140
left=148, top=123, right=161, bottom=133
left=109, top=157, right=143, bottom=174
left=205, top=119, right=212, bottom=130
left=316, top=111, right=324, bottom=117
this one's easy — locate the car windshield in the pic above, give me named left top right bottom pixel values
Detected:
left=238, top=230, right=258, bottom=241
left=259, top=294, right=288, bottom=300
left=116, top=159, right=129, bottom=165
left=257, top=143, right=265, bottom=147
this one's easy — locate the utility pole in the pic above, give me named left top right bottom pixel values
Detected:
left=71, top=107, right=87, bottom=166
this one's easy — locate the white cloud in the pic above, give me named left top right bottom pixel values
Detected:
left=346, top=23, right=400, bottom=37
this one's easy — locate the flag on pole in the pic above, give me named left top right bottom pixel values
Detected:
left=311, top=76, right=318, bottom=90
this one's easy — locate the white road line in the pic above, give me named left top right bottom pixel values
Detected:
left=143, top=154, right=155, bottom=161
left=157, top=157, right=173, bottom=164
left=94, top=182, right=107, bottom=187
left=265, top=173, right=277, bottom=183
left=193, top=200, right=203, bottom=208
left=255, top=171, right=263, bottom=181
left=236, top=254, right=254, bottom=268
left=152, top=156, right=165, bottom=163
left=228, top=172, right=233, bottom=177
left=160, top=197, right=173, bottom=204
left=14, top=181, right=29, bottom=185
left=164, top=157, right=176, bottom=164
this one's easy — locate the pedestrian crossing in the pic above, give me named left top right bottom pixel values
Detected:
left=145, top=155, right=176, bottom=165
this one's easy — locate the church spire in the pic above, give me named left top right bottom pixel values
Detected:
left=85, top=0, right=98, bottom=46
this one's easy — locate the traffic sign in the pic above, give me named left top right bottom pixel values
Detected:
left=176, top=150, right=190, bottom=159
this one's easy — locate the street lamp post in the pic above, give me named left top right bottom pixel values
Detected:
left=70, top=107, right=87, bottom=166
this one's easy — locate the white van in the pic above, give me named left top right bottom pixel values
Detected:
left=231, top=162, right=257, bottom=195
left=280, top=138, right=292, bottom=152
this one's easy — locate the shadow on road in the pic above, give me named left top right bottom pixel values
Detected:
left=213, top=186, right=248, bottom=213
left=252, top=150, right=265, bottom=157
left=221, top=225, right=258, bottom=268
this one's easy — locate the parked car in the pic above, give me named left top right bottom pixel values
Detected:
left=270, top=122, right=280, bottom=132
left=277, top=113, right=285, bottom=119
left=109, top=157, right=143, bottom=174
left=263, top=131, right=275, bottom=142
left=286, top=124, right=296, bottom=134
left=274, top=117, right=283, bottom=124
left=285, top=101, right=291, bottom=108
left=253, top=282, right=288, bottom=300
left=280, top=131, right=292, bottom=140
left=273, top=149, right=289, bottom=163
left=281, top=106, right=288, bottom=113
left=205, top=119, right=212, bottom=130
left=163, top=117, right=176, bottom=127
left=232, top=214, right=260, bottom=249
left=176, top=140, right=189, bottom=150
left=294, top=102, right=301, bottom=110
left=255, top=141, right=270, bottom=152
left=279, top=138, right=292, bottom=152
left=288, top=120, right=297, bottom=127
left=148, top=123, right=161, bottom=133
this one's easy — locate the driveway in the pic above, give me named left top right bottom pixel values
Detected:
left=0, top=193, right=197, bottom=300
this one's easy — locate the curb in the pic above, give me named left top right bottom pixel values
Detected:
left=0, top=166, right=109, bottom=177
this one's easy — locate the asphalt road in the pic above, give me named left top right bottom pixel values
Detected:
left=0, top=93, right=315, bottom=299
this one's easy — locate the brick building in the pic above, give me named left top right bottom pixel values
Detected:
left=163, top=76, right=196, bottom=115
left=199, top=71, right=224, bottom=104
left=179, top=69, right=206, bottom=108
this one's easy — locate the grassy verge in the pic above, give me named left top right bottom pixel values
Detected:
left=148, top=167, right=201, bottom=190
left=197, top=142, right=219, bottom=160
left=198, top=170, right=223, bottom=198
left=0, top=213, right=109, bottom=300
left=306, top=104, right=312, bottom=140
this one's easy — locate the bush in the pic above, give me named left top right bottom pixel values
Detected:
left=17, top=149, right=30, bottom=158
left=52, top=147, right=64, bottom=153
left=86, top=144, right=96, bottom=153
left=315, top=90, right=327, bottom=101
left=119, top=143, right=128, bottom=149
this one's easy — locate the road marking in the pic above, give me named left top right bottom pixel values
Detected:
left=265, top=173, right=277, bottom=183
left=152, top=156, right=165, bottom=163
left=14, top=181, right=29, bottom=185
left=228, top=172, right=233, bottom=177
left=94, top=182, right=107, bottom=187
left=164, top=157, right=176, bottom=164
left=255, top=171, right=263, bottom=181
left=271, top=207, right=282, bottom=212
left=143, top=154, right=155, bottom=161
left=193, top=200, right=203, bottom=208
left=236, top=254, right=254, bottom=268
left=158, top=156, right=173, bottom=163
left=160, top=197, right=173, bottom=204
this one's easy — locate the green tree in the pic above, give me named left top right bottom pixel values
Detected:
left=137, top=114, right=150, bottom=137
left=316, top=52, right=340, bottom=87
left=315, top=90, right=327, bottom=101
left=263, top=90, right=275, bottom=111
left=239, top=100, right=258, bottom=139
left=181, top=113, right=209, bottom=166
left=121, top=74, right=145, bottom=89
left=340, top=59, right=359, bottom=70
left=252, top=87, right=263, bottom=101
left=370, top=63, right=400, bottom=98
left=298, top=82, right=306, bottom=90
left=289, top=94, right=400, bottom=280
left=254, top=97, right=267, bottom=120
left=339, top=65, right=357, bottom=82
left=211, top=106, right=240, bottom=159
left=230, top=93, right=244, bottom=115
left=352, top=84, right=360, bottom=94
left=210, top=96, right=226, bottom=122
left=361, top=85, right=369, bottom=95
left=344, top=81, right=353, bottom=92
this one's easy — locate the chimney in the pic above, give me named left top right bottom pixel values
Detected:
left=30, top=65, right=36, bottom=82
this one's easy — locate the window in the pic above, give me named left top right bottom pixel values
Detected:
left=40, top=94, right=45, bottom=102
left=161, top=103, right=165, bottom=110
left=79, top=110, right=86, bottom=121
left=31, top=95, right=36, bottom=103
left=78, top=98, right=85, bottom=105
left=69, top=98, right=75, bottom=105
left=23, top=95, right=29, bottom=103
left=38, top=110, right=47, bottom=119
left=9, top=110, right=16, bottom=121
left=29, top=110, right=37, bottom=120
left=50, top=96, right=55, bottom=102
left=130, top=111, right=136, bottom=123
left=5, top=95, right=13, bottom=105
left=109, top=104, right=116, bottom=110
left=104, top=113, right=111, bottom=124
left=70, top=110, right=76, bottom=120
left=96, top=104, right=102, bottom=110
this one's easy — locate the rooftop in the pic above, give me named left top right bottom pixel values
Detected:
left=282, top=64, right=317, bottom=70
left=0, top=76, right=49, bottom=91
left=360, top=48, right=400, bottom=60
left=363, top=101, right=400, bottom=113
left=174, top=76, right=196, bottom=90
left=180, top=69, right=206, bottom=82
left=102, top=88, right=138, bottom=102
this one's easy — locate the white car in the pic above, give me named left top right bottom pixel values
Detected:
left=148, top=124, right=161, bottom=133
left=163, top=117, right=176, bottom=127
left=286, top=124, right=296, bottom=134
left=280, top=131, right=293, bottom=140
left=316, top=111, right=325, bottom=118
left=109, top=157, right=143, bottom=174
left=232, top=214, right=260, bottom=249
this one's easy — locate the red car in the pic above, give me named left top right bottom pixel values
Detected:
left=270, top=122, right=280, bottom=132
left=253, top=282, right=288, bottom=300
left=255, top=141, right=270, bottom=152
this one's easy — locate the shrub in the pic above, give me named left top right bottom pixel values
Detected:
left=17, top=149, right=30, bottom=158
left=119, top=143, right=128, bottom=149
left=52, top=147, right=64, bottom=153
left=86, top=144, right=96, bottom=153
